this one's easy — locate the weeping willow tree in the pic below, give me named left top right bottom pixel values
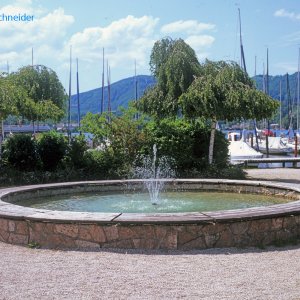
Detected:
left=139, top=38, right=279, bottom=165
left=180, top=60, right=279, bottom=164
left=138, top=37, right=202, bottom=118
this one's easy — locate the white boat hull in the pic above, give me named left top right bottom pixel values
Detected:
left=229, top=140, right=263, bottom=163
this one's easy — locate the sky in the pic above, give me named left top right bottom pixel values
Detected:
left=0, top=0, right=300, bottom=93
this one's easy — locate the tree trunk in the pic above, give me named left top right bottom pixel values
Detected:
left=208, top=117, right=217, bottom=165
left=0, top=119, right=3, bottom=160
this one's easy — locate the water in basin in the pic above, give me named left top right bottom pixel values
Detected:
left=20, top=190, right=288, bottom=213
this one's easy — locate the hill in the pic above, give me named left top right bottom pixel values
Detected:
left=70, top=72, right=298, bottom=125
left=70, top=75, right=156, bottom=119
left=253, top=72, right=298, bottom=101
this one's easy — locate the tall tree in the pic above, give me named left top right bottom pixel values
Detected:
left=0, top=72, right=28, bottom=156
left=180, top=60, right=279, bottom=164
left=139, top=38, right=202, bottom=118
left=10, top=65, right=66, bottom=126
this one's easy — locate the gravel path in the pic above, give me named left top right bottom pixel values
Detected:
left=0, top=242, right=300, bottom=300
left=246, top=168, right=300, bottom=183
left=1, top=169, right=300, bottom=299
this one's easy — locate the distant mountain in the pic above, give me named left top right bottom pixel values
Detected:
left=253, top=72, right=299, bottom=126
left=253, top=72, right=298, bottom=101
left=70, top=75, right=156, bottom=118
left=70, top=72, right=298, bottom=122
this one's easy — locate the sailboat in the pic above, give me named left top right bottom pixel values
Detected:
left=229, top=131, right=263, bottom=163
left=228, top=9, right=263, bottom=163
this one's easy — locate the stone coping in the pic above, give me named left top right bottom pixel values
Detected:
left=0, top=179, right=300, bottom=224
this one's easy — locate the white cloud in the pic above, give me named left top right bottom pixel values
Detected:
left=161, top=20, right=215, bottom=35
left=0, top=1, right=217, bottom=91
left=185, top=35, right=215, bottom=49
left=0, top=7, right=74, bottom=50
left=185, top=35, right=215, bottom=61
left=63, top=15, right=159, bottom=70
left=274, top=9, right=300, bottom=21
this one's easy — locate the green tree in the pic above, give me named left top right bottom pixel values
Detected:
left=138, top=37, right=202, bottom=118
left=81, top=104, right=147, bottom=164
left=10, top=65, right=66, bottom=127
left=0, top=72, right=28, bottom=156
left=180, top=60, right=279, bottom=164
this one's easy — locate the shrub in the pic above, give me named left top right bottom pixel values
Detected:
left=2, top=134, right=38, bottom=171
left=143, top=119, right=229, bottom=177
left=67, top=135, right=89, bottom=168
left=83, top=148, right=128, bottom=179
left=37, top=131, right=67, bottom=170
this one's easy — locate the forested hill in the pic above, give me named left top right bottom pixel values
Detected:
left=70, top=72, right=298, bottom=119
left=70, top=75, right=156, bottom=118
left=253, top=72, right=298, bottom=101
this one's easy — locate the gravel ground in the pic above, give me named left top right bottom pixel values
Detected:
left=246, top=168, right=300, bottom=183
left=0, top=242, right=300, bottom=300
left=1, top=169, right=300, bottom=300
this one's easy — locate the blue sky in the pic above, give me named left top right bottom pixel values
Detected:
left=0, top=0, right=300, bottom=93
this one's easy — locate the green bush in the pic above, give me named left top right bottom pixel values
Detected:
left=2, top=134, right=38, bottom=171
left=67, top=135, right=89, bottom=168
left=143, top=119, right=229, bottom=177
left=37, top=131, right=67, bottom=171
left=83, top=148, right=129, bottom=179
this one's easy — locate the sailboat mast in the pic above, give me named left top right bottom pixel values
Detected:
left=101, top=48, right=105, bottom=114
left=266, top=48, right=269, bottom=96
left=238, top=8, right=247, bottom=73
left=76, top=58, right=81, bottom=128
left=107, top=62, right=111, bottom=113
left=287, top=73, right=292, bottom=129
left=279, top=78, right=282, bottom=130
left=68, top=45, right=72, bottom=140
left=135, top=60, right=138, bottom=101
left=297, top=48, right=300, bottom=131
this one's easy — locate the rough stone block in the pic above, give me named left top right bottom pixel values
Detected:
left=0, top=230, right=9, bottom=242
left=230, top=221, right=249, bottom=235
left=248, top=219, right=272, bottom=233
left=283, top=216, right=297, bottom=229
left=88, top=225, right=106, bottom=243
left=54, top=224, right=79, bottom=238
left=271, top=218, right=284, bottom=230
left=8, top=220, right=15, bottom=232
left=0, top=218, right=8, bottom=231
left=8, top=233, right=28, bottom=245
left=178, top=236, right=206, bottom=250
left=75, top=240, right=101, bottom=249
left=15, top=221, right=28, bottom=235
left=103, top=225, right=119, bottom=241
left=159, top=231, right=177, bottom=249
left=177, top=226, right=202, bottom=246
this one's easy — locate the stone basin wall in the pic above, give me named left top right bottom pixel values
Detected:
left=0, top=179, right=299, bottom=250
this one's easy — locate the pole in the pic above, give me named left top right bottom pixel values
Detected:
left=279, top=78, right=282, bottom=129
left=297, top=48, right=300, bottom=131
left=254, top=55, right=256, bottom=78
left=265, top=48, right=270, bottom=158
left=68, top=45, right=72, bottom=142
left=76, top=58, right=80, bottom=129
left=294, top=133, right=298, bottom=157
left=101, top=48, right=104, bottom=114
left=238, top=8, right=247, bottom=73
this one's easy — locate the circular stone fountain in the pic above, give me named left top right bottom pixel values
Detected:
left=0, top=179, right=299, bottom=250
